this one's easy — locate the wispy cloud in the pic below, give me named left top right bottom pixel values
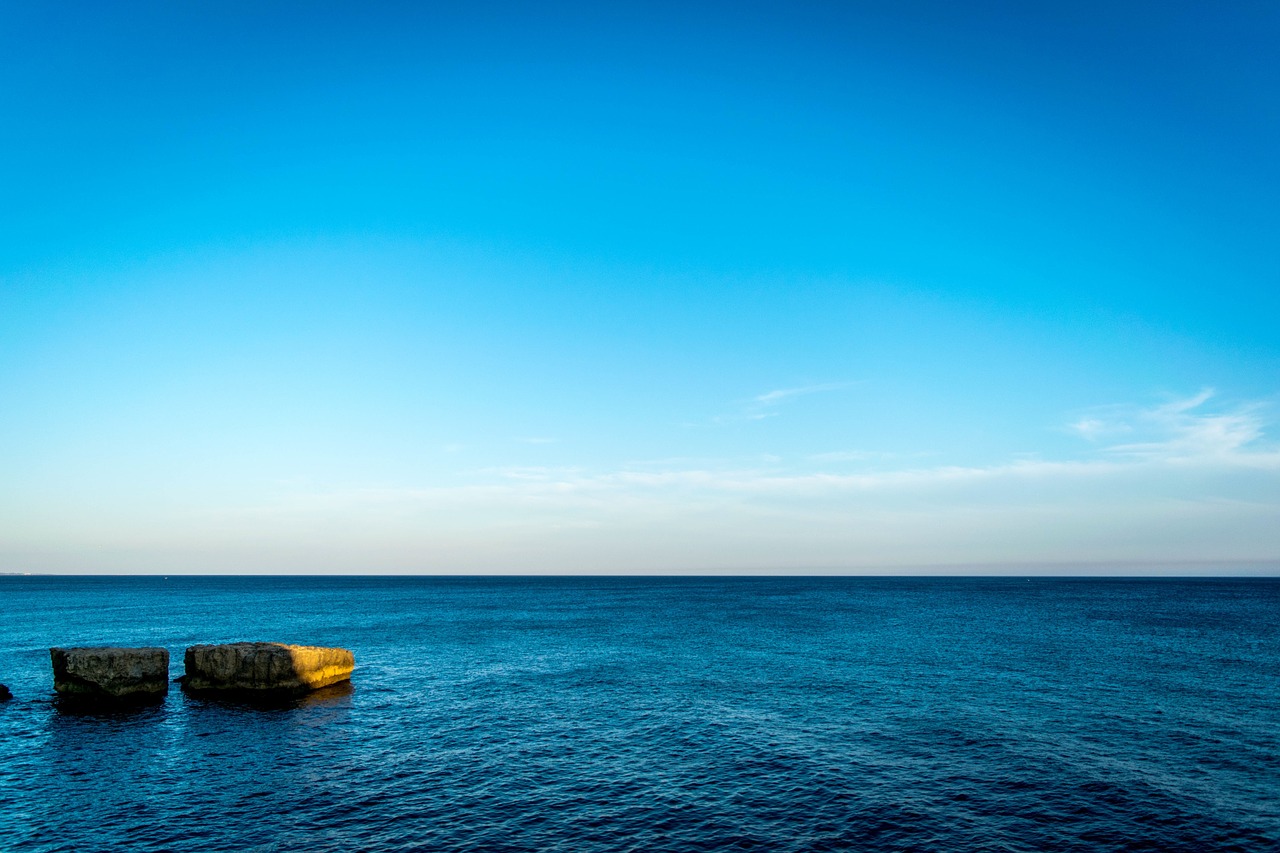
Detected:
left=171, top=389, right=1279, bottom=573
left=807, top=449, right=931, bottom=463
left=1068, top=417, right=1123, bottom=441
left=1071, top=389, right=1271, bottom=461
left=809, top=450, right=877, bottom=462
left=710, top=381, right=857, bottom=424
left=236, top=390, right=1280, bottom=517
left=487, top=465, right=582, bottom=481
left=754, top=382, right=851, bottom=406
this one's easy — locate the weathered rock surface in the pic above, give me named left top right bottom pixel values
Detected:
left=183, top=643, right=354, bottom=694
left=50, top=647, right=169, bottom=702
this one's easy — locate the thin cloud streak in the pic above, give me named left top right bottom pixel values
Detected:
left=9, top=391, right=1276, bottom=572
left=710, top=381, right=859, bottom=424
left=754, top=382, right=854, bottom=406
left=226, top=408, right=1280, bottom=516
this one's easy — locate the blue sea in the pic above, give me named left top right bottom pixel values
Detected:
left=1, top=576, right=1276, bottom=852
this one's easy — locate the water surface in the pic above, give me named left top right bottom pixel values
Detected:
left=1, top=576, right=1276, bottom=851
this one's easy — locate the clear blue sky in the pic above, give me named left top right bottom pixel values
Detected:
left=2, top=1, right=1277, bottom=573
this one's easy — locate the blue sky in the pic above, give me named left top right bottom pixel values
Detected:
left=2, top=1, right=1277, bottom=573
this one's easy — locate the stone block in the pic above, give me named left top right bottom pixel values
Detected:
left=183, top=642, right=354, bottom=694
left=50, top=647, right=169, bottom=702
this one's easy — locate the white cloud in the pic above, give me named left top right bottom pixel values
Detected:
left=8, top=390, right=1278, bottom=573
left=753, top=382, right=851, bottom=406
left=488, top=465, right=582, bottom=482
left=210, top=390, right=1280, bottom=519
left=711, top=381, right=857, bottom=424
left=808, top=449, right=926, bottom=463
left=1072, top=389, right=1272, bottom=462
left=1068, top=417, right=1113, bottom=441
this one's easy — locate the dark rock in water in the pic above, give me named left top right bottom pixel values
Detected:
left=183, top=642, right=354, bottom=695
left=50, top=647, right=169, bottom=703
left=0, top=683, right=12, bottom=700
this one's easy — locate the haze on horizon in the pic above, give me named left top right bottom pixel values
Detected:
left=2, top=2, right=1277, bottom=575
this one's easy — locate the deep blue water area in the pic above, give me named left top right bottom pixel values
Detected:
left=1, top=576, right=1277, bottom=852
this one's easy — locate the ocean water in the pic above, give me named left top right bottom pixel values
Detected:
left=0, top=576, right=1276, bottom=852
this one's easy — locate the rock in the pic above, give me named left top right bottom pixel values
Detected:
left=50, top=647, right=169, bottom=703
left=182, top=642, right=354, bottom=695
left=0, top=683, right=11, bottom=701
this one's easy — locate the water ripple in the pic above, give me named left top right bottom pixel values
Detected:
left=1, top=576, right=1277, bottom=852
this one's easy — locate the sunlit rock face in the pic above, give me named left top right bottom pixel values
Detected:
left=50, top=647, right=170, bottom=702
left=182, top=643, right=354, bottom=694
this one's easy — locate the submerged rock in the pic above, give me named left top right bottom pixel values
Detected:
left=182, top=642, right=354, bottom=695
left=50, top=647, right=169, bottom=703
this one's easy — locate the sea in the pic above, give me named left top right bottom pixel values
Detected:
left=0, top=575, right=1276, bottom=852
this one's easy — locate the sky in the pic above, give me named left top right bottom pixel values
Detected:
left=1, top=1, right=1277, bottom=574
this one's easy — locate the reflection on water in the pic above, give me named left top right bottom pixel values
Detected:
left=52, top=694, right=168, bottom=715
left=31, top=673, right=358, bottom=852
left=180, top=678, right=355, bottom=711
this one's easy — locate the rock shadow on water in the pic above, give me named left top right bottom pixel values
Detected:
left=180, top=679, right=355, bottom=712
left=50, top=694, right=171, bottom=723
